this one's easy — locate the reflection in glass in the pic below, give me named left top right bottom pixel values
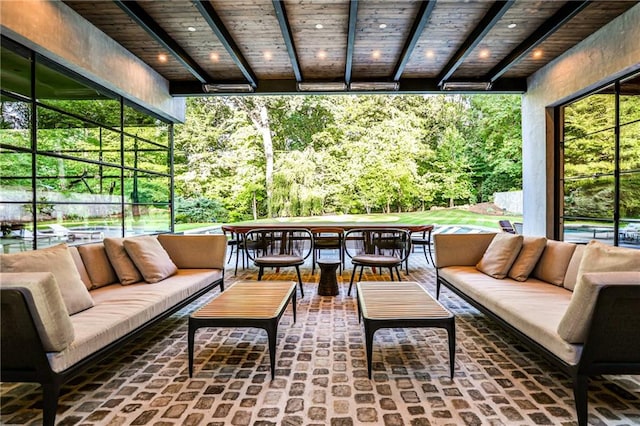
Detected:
left=564, top=175, right=614, bottom=219
left=123, top=175, right=170, bottom=204
left=620, top=72, right=640, bottom=126
left=124, top=203, right=170, bottom=236
left=563, top=130, right=614, bottom=178
left=563, top=219, right=615, bottom=245
left=1, top=44, right=31, bottom=98
left=1, top=98, right=31, bottom=149
left=563, top=89, right=615, bottom=141
left=0, top=150, right=32, bottom=199
left=620, top=172, right=640, bottom=220
left=620, top=121, right=640, bottom=172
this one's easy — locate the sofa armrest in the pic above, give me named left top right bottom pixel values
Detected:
left=157, top=234, right=227, bottom=269
left=434, top=233, right=496, bottom=268
left=0, top=272, right=75, bottom=352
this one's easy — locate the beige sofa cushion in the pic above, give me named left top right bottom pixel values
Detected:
left=532, top=240, right=576, bottom=286
left=68, top=246, right=92, bottom=290
left=158, top=234, right=228, bottom=269
left=576, top=240, right=640, bottom=285
left=507, top=236, right=547, bottom=281
left=0, top=272, right=75, bottom=352
left=104, top=238, right=143, bottom=285
left=563, top=245, right=586, bottom=291
left=476, top=233, right=523, bottom=279
left=557, top=271, right=640, bottom=344
left=0, top=244, right=94, bottom=315
left=124, top=236, right=178, bottom=283
left=78, top=243, right=118, bottom=289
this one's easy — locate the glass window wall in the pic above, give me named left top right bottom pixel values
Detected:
left=1, top=38, right=173, bottom=253
left=559, top=72, right=640, bottom=248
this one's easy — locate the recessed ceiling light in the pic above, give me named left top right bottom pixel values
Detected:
left=158, top=54, right=167, bottom=62
left=264, top=51, right=273, bottom=60
left=507, top=23, right=517, bottom=29
left=315, top=23, right=323, bottom=29
left=317, top=50, right=327, bottom=59
left=187, top=26, right=196, bottom=32
left=479, top=49, right=490, bottom=59
left=379, top=23, right=387, bottom=29
left=533, top=49, right=543, bottom=59
left=425, top=50, right=435, bottom=59
left=372, top=50, right=381, bottom=59
left=210, top=52, right=219, bottom=62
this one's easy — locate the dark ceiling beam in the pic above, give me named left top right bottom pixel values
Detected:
left=437, top=0, right=515, bottom=87
left=486, top=0, right=590, bottom=82
left=192, top=0, right=258, bottom=87
left=113, top=0, right=211, bottom=84
left=170, top=77, right=526, bottom=96
left=272, top=1, right=303, bottom=82
left=345, top=0, right=358, bottom=84
left=392, top=0, right=436, bottom=81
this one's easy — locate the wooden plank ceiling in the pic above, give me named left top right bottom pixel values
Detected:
left=63, top=0, right=638, bottom=95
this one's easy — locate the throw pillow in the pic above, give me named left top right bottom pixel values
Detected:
left=575, top=240, right=640, bottom=284
left=0, top=243, right=94, bottom=315
left=562, top=244, right=586, bottom=291
left=78, top=243, right=118, bottom=289
left=507, top=236, right=547, bottom=281
left=68, top=246, right=93, bottom=290
left=123, top=236, right=178, bottom=283
left=476, top=233, right=524, bottom=279
left=531, top=240, right=576, bottom=286
left=103, top=237, right=143, bottom=285
left=557, top=271, right=640, bottom=344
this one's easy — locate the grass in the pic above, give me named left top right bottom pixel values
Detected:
left=175, top=208, right=523, bottom=232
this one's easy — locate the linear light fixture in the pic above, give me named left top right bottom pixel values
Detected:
left=349, top=81, right=400, bottom=91
left=441, top=81, right=492, bottom=91
left=203, top=83, right=255, bottom=93
left=297, top=82, right=347, bottom=92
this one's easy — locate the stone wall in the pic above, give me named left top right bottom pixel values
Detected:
left=493, top=191, right=523, bottom=215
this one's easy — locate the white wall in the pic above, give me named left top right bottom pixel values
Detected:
left=0, top=0, right=185, bottom=123
left=522, top=4, right=640, bottom=237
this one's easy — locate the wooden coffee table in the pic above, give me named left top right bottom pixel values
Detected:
left=356, top=281, right=455, bottom=379
left=188, top=281, right=297, bottom=379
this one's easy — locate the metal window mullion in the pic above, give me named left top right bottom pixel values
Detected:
left=120, top=99, right=125, bottom=237
left=169, top=124, right=175, bottom=233
left=30, top=50, right=37, bottom=250
left=613, top=81, right=621, bottom=246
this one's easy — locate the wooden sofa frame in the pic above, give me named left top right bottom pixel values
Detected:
left=1, top=276, right=224, bottom=426
left=437, top=274, right=640, bottom=426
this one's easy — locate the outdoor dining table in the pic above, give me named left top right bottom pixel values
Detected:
left=222, top=223, right=434, bottom=275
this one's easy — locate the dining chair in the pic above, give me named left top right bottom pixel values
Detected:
left=222, top=226, right=244, bottom=275
left=343, top=228, right=411, bottom=296
left=410, top=227, right=434, bottom=265
left=244, top=228, right=313, bottom=297
left=310, top=227, right=344, bottom=275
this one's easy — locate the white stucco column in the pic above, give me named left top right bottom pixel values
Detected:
left=1, top=0, right=185, bottom=123
left=521, top=4, right=640, bottom=237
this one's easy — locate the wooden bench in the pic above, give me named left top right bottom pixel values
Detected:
left=356, top=281, right=455, bottom=379
left=188, top=281, right=297, bottom=379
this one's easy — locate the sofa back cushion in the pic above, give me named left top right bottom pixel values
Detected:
left=0, top=272, right=75, bottom=351
left=68, top=246, right=92, bottom=290
left=557, top=271, right=640, bottom=343
left=576, top=240, right=640, bottom=284
left=123, top=236, right=178, bottom=283
left=104, top=238, right=143, bottom=285
left=78, top=243, right=118, bottom=289
left=158, top=234, right=227, bottom=269
left=563, top=244, right=586, bottom=291
left=476, top=233, right=523, bottom=279
left=531, top=240, right=576, bottom=286
left=0, top=244, right=94, bottom=315
left=507, top=236, right=547, bottom=281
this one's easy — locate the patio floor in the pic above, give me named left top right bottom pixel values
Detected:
left=1, top=253, right=639, bottom=425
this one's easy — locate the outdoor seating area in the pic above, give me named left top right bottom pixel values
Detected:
left=1, top=243, right=639, bottom=425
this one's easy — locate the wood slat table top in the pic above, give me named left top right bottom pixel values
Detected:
left=192, top=281, right=296, bottom=320
left=357, top=281, right=452, bottom=320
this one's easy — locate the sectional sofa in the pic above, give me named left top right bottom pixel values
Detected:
left=0, top=234, right=227, bottom=426
left=434, top=233, right=640, bottom=426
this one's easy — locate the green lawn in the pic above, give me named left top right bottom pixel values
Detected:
left=175, top=208, right=522, bottom=232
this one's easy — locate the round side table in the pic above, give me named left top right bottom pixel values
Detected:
left=317, top=259, right=340, bottom=296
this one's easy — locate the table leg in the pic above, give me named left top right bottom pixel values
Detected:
left=446, top=320, right=456, bottom=379
left=364, top=320, right=377, bottom=379
left=265, top=320, right=278, bottom=380
left=188, top=319, right=197, bottom=378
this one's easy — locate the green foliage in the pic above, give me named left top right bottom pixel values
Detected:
left=174, top=196, right=228, bottom=223
left=173, top=94, right=524, bottom=220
